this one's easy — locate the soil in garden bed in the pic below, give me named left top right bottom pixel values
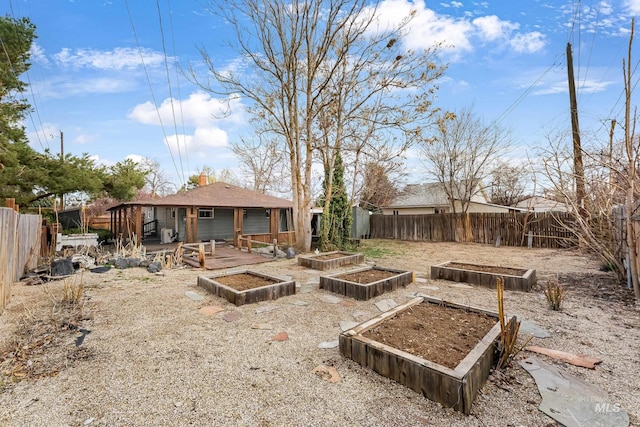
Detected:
left=214, top=273, right=278, bottom=291
left=335, top=269, right=397, bottom=284
left=363, top=303, right=496, bottom=369
left=446, top=262, right=528, bottom=276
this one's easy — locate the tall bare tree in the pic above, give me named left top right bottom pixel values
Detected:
left=489, top=160, right=529, bottom=206
left=420, top=107, right=511, bottom=214
left=193, top=0, right=445, bottom=251
left=232, top=134, right=289, bottom=194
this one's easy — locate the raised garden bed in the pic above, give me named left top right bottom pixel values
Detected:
left=297, top=251, right=364, bottom=271
left=319, top=266, right=413, bottom=300
left=339, top=296, right=504, bottom=414
left=431, top=261, right=536, bottom=291
left=197, top=270, right=295, bottom=306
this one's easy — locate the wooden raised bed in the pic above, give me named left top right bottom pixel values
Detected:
left=340, top=296, right=504, bottom=414
left=431, top=261, right=536, bottom=291
left=297, top=251, right=364, bottom=271
left=319, top=266, right=414, bottom=300
left=197, top=270, right=295, bottom=306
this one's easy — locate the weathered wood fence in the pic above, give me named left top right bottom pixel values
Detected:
left=1, top=206, right=42, bottom=312
left=369, top=212, right=577, bottom=248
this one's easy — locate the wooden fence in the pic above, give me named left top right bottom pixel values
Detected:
left=1, top=207, right=42, bottom=312
left=369, top=212, right=577, bottom=248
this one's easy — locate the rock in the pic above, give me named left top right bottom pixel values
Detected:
left=222, top=311, right=242, bottom=322
left=184, top=291, right=204, bottom=301
left=199, top=305, right=224, bottom=316
left=312, top=365, right=341, bottom=383
left=114, top=258, right=129, bottom=269
left=146, top=262, right=162, bottom=273
left=339, top=321, right=359, bottom=331
left=318, top=340, right=339, bottom=349
left=89, top=266, right=111, bottom=274
left=51, top=258, right=74, bottom=276
left=276, top=249, right=286, bottom=258
left=286, top=247, right=296, bottom=259
left=519, top=319, right=552, bottom=338
left=270, top=332, right=289, bottom=341
left=255, top=305, right=279, bottom=314
left=290, top=300, right=309, bottom=306
left=318, top=294, right=343, bottom=304
left=126, top=257, right=141, bottom=268
left=375, top=299, right=398, bottom=312
left=139, top=259, right=150, bottom=268
left=71, top=255, right=95, bottom=270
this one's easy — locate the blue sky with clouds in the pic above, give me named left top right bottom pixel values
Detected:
left=4, top=0, right=640, bottom=189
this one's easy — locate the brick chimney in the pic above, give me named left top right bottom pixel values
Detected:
left=198, top=172, right=207, bottom=186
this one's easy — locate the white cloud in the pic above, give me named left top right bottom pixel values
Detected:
left=473, top=15, right=519, bottom=41
left=29, top=43, right=49, bottom=66
left=165, top=127, right=228, bottom=158
left=510, top=31, right=546, bottom=53
left=532, top=78, right=614, bottom=95
left=625, top=0, right=640, bottom=15
left=53, top=47, right=168, bottom=70
left=55, top=77, right=138, bottom=96
left=128, top=92, right=245, bottom=128
left=73, top=133, right=95, bottom=145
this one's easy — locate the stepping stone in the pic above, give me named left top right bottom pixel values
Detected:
left=415, top=277, right=428, bottom=283
left=199, top=305, right=224, bottom=316
left=312, top=365, right=341, bottom=383
left=352, top=310, right=370, bottom=322
left=184, top=291, right=204, bottom=301
left=375, top=299, right=398, bottom=312
left=339, top=321, right=359, bottom=331
left=520, top=357, right=629, bottom=427
left=270, top=332, right=289, bottom=341
left=450, top=283, right=473, bottom=289
left=303, top=269, right=318, bottom=274
left=318, top=294, right=343, bottom=304
left=299, top=285, right=314, bottom=294
left=251, top=323, right=273, bottom=330
left=222, top=311, right=242, bottom=322
left=256, top=304, right=279, bottom=314
left=318, top=340, right=339, bottom=349
left=290, top=300, right=309, bottom=306
left=419, top=285, right=440, bottom=291
left=340, top=300, right=356, bottom=307
left=306, top=278, right=320, bottom=285
left=519, top=319, right=552, bottom=338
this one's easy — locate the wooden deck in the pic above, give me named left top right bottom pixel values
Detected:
left=143, top=241, right=275, bottom=270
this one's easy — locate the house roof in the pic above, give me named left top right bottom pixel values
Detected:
left=514, top=196, right=569, bottom=212
left=385, top=182, right=488, bottom=209
left=108, top=182, right=292, bottom=211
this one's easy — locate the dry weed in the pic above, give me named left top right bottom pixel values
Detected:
left=544, top=278, right=565, bottom=311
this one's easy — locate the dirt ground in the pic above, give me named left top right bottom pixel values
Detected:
left=0, top=239, right=638, bottom=426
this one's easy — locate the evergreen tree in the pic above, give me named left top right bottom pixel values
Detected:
left=318, top=152, right=352, bottom=250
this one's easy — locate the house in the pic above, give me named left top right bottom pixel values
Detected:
left=107, top=181, right=294, bottom=246
left=514, top=196, right=569, bottom=212
left=381, top=182, right=525, bottom=215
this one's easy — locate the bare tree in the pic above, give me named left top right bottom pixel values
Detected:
left=138, top=157, right=174, bottom=197
left=420, top=107, right=511, bottom=214
left=232, top=134, right=289, bottom=194
left=193, top=0, right=445, bottom=251
left=489, top=160, right=529, bottom=206
left=359, top=162, right=399, bottom=212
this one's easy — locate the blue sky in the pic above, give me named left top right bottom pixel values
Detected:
left=4, top=0, right=640, bottom=191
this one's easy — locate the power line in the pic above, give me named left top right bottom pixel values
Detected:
left=156, top=0, right=186, bottom=185
left=124, top=0, right=184, bottom=186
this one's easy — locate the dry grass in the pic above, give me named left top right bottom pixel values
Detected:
left=544, top=278, right=565, bottom=310
left=496, top=277, right=531, bottom=370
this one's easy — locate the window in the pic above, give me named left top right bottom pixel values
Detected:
left=170, top=208, right=176, bottom=219
left=243, top=209, right=248, bottom=218
left=393, top=210, right=399, bottom=216
left=198, top=208, right=214, bottom=219
left=265, top=209, right=271, bottom=218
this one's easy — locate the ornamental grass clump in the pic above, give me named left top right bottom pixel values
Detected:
left=544, top=279, right=564, bottom=311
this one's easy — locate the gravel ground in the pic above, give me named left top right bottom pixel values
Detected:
left=0, top=240, right=638, bottom=427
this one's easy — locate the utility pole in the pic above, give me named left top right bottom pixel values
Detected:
left=566, top=43, right=587, bottom=219
left=60, top=130, right=64, bottom=210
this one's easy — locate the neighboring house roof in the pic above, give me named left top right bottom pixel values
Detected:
left=514, top=196, right=569, bottom=212
left=384, top=182, right=488, bottom=209
left=108, top=182, right=292, bottom=211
